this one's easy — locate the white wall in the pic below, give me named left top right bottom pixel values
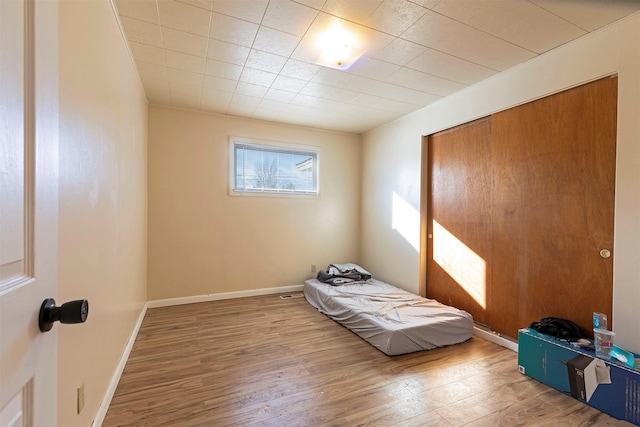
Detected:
left=58, top=1, right=148, bottom=425
left=147, top=107, right=362, bottom=301
left=362, top=13, right=640, bottom=353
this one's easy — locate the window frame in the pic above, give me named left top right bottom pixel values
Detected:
left=228, top=136, right=320, bottom=198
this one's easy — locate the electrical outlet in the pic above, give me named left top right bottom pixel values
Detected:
left=311, top=264, right=316, bottom=273
left=77, top=383, right=85, bottom=414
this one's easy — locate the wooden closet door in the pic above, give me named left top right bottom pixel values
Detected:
left=490, top=76, right=617, bottom=339
left=426, top=118, right=492, bottom=326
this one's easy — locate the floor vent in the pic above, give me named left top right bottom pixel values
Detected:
left=279, top=293, right=304, bottom=300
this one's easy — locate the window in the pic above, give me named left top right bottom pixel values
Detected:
left=231, top=137, right=318, bottom=196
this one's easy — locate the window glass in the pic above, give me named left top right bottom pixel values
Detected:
left=232, top=139, right=318, bottom=195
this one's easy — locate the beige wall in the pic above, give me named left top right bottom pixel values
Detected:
left=147, top=106, right=361, bottom=301
left=58, top=1, right=147, bottom=426
left=362, top=13, right=640, bottom=353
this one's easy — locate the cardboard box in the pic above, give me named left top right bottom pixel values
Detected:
left=518, top=327, right=640, bottom=425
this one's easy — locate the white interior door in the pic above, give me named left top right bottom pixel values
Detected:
left=0, top=0, right=59, bottom=425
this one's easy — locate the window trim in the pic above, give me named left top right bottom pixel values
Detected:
left=228, top=136, right=320, bottom=198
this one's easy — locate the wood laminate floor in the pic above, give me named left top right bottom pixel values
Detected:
left=103, top=294, right=631, bottom=426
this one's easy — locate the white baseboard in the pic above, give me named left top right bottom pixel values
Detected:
left=147, top=284, right=305, bottom=308
left=474, top=326, right=519, bottom=352
left=92, top=302, right=148, bottom=427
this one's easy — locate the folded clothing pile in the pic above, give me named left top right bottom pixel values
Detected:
left=316, top=263, right=371, bottom=285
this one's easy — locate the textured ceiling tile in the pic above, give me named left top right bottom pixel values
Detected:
left=373, top=37, right=425, bottom=65
left=209, top=13, right=258, bottom=47
left=204, top=59, right=243, bottom=79
left=206, top=39, right=250, bottom=65
left=171, top=94, right=202, bottom=109
left=270, top=74, right=308, bottom=92
left=469, top=35, right=537, bottom=71
left=239, top=68, right=279, bottom=87
left=369, top=81, right=441, bottom=105
left=355, top=106, right=399, bottom=120
left=162, top=27, right=208, bottom=57
left=315, top=97, right=352, bottom=112
left=364, top=0, right=427, bottom=36
left=433, top=0, right=586, bottom=54
left=299, top=81, right=331, bottom=97
left=200, top=98, right=228, bottom=111
left=136, top=61, right=168, bottom=80
left=212, top=0, right=269, bottom=24
left=129, top=41, right=166, bottom=65
left=257, top=98, right=288, bottom=111
left=203, top=75, right=237, bottom=91
left=175, top=0, right=213, bottom=11
left=311, top=68, right=354, bottom=88
left=235, top=82, right=269, bottom=98
left=498, top=10, right=586, bottom=54
left=231, top=93, right=262, bottom=107
left=402, top=10, right=484, bottom=53
left=294, top=0, right=326, bottom=9
left=375, top=98, right=420, bottom=114
left=245, top=50, right=288, bottom=74
left=202, top=88, right=233, bottom=104
left=167, top=68, right=205, bottom=86
left=252, top=27, right=301, bottom=57
left=157, top=0, right=212, bottom=37
left=252, top=108, right=283, bottom=121
left=323, top=86, right=361, bottom=103
left=346, top=57, right=400, bottom=80
left=326, top=87, right=360, bottom=104
left=171, top=92, right=203, bottom=108
left=532, top=0, right=640, bottom=32
left=350, top=93, right=385, bottom=108
left=120, top=16, right=163, bottom=47
left=322, top=0, right=383, bottom=22
left=280, top=104, right=314, bottom=115
left=345, top=116, right=383, bottom=132
left=290, top=93, right=320, bottom=107
left=402, top=10, right=535, bottom=70
left=356, top=26, right=396, bottom=57
left=264, top=88, right=297, bottom=102
left=406, top=47, right=497, bottom=85
left=262, top=0, right=319, bottom=37
left=169, top=82, right=202, bottom=98
left=164, top=50, right=206, bottom=73
left=227, top=103, right=258, bottom=115
left=386, top=67, right=466, bottom=96
left=408, top=0, right=440, bottom=8
left=433, top=0, right=531, bottom=34
left=114, top=0, right=159, bottom=24
left=337, top=74, right=377, bottom=92
left=280, top=59, right=321, bottom=81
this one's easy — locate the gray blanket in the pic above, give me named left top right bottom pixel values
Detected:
left=317, top=263, right=372, bottom=285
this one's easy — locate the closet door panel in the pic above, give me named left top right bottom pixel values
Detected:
left=426, top=118, right=492, bottom=326
left=490, top=77, right=617, bottom=338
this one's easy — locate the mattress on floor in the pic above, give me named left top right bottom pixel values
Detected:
left=304, top=278, right=474, bottom=356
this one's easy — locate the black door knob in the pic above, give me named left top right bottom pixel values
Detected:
left=39, top=298, right=89, bottom=332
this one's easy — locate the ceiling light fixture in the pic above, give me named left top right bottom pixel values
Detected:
left=315, top=23, right=365, bottom=71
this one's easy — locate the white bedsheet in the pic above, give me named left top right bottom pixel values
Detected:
left=304, top=278, right=474, bottom=356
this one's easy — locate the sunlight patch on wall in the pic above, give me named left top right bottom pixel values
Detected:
left=433, top=220, right=486, bottom=309
left=392, top=192, right=419, bottom=251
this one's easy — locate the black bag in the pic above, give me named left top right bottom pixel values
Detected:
left=529, top=317, right=584, bottom=341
